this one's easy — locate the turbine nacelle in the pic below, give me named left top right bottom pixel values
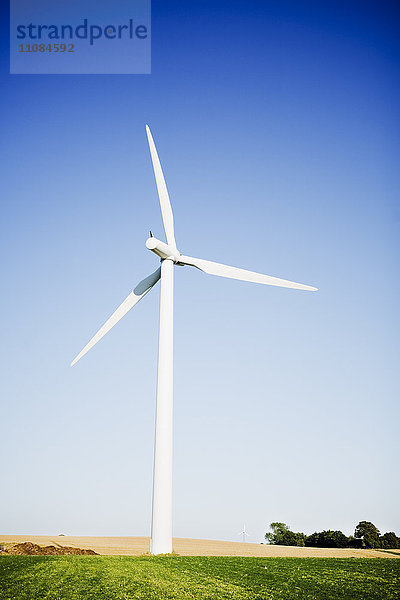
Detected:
left=146, top=236, right=180, bottom=262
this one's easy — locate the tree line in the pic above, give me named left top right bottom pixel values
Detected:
left=264, top=521, right=400, bottom=549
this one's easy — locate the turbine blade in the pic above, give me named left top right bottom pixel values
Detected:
left=179, top=256, right=318, bottom=291
left=71, top=267, right=161, bottom=366
left=146, top=125, right=177, bottom=250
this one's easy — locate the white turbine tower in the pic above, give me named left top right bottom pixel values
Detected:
left=239, top=524, right=250, bottom=543
left=71, top=125, right=318, bottom=555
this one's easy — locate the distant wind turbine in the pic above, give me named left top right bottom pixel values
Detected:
left=71, top=125, right=318, bottom=555
left=239, top=524, right=250, bottom=543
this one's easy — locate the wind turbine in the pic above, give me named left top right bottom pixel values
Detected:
left=71, top=125, right=318, bottom=555
left=239, top=524, right=250, bottom=543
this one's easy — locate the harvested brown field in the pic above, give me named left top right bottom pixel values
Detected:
left=0, top=535, right=398, bottom=558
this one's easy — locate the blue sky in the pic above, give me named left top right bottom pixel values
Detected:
left=1, top=0, right=399, bottom=543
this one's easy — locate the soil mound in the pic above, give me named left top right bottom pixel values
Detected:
left=3, top=542, right=98, bottom=555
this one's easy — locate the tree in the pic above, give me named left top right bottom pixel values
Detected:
left=265, top=522, right=305, bottom=546
left=265, top=522, right=289, bottom=544
left=354, top=521, right=380, bottom=549
left=347, top=536, right=363, bottom=549
left=379, top=532, right=400, bottom=549
left=305, top=530, right=349, bottom=548
left=294, top=532, right=307, bottom=547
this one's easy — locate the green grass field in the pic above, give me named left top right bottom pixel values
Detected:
left=0, top=556, right=399, bottom=600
